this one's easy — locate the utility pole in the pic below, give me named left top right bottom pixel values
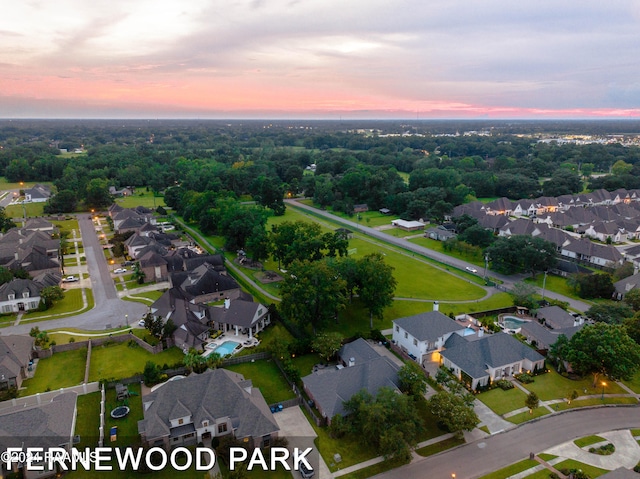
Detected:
left=541, top=270, right=548, bottom=299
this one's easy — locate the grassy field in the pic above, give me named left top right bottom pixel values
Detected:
left=20, top=348, right=87, bottom=395
left=52, top=218, right=80, bottom=233
left=6, top=201, right=45, bottom=218
left=574, top=435, right=605, bottom=448
left=114, top=190, right=165, bottom=209
left=88, top=342, right=185, bottom=382
left=225, top=359, right=296, bottom=404
left=104, top=383, right=144, bottom=447
left=524, top=274, right=586, bottom=302
left=478, top=387, right=528, bottom=416
left=554, top=397, right=638, bottom=410
left=122, top=290, right=164, bottom=304
left=410, top=236, right=486, bottom=268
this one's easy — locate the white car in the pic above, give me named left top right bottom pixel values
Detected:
left=138, top=319, right=146, bottom=327
left=465, top=267, right=478, bottom=273
left=113, top=268, right=127, bottom=274
left=62, top=276, right=78, bottom=282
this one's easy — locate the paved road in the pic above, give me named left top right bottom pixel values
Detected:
left=286, top=200, right=592, bottom=312
left=375, top=407, right=640, bottom=479
left=0, top=215, right=147, bottom=335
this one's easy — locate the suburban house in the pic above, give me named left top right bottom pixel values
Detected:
left=425, top=225, right=457, bottom=241
left=0, top=227, right=61, bottom=278
left=0, top=392, right=77, bottom=479
left=0, top=278, right=43, bottom=313
left=440, top=333, right=545, bottom=390
left=613, top=272, right=640, bottom=300
left=520, top=321, right=583, bottom=351
left=209, top=298, right=270, bottom=339
left=0, top=335, right=35, bottom=390
left=391, top=219, right=425, bottom=231
left=169, top=263, right=241, bottom=304
left=302, top=338, right=400, bottom=423
left=353, top=204, right=369, bottom=213
left=138, top=250, right=169, bottom=282
left=149, top=288, right=210, bottom=351
left=22, top=184, right=51, bottom=203
left=138, top=369, right=279, bottom=449
left=392, top=309, right=466, bottom=365
left=535, top=306, right=584, bottom=330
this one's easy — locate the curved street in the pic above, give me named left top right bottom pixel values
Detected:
left=286, top=200, right=592, bottom=312
left=0, top=214, right=148, bottom=335
left=375, top=407, right=640, bottom=479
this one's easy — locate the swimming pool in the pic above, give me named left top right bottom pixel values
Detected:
left=502, top=316, right=527, bottom=330
left=206, top=340, right=240, bottom=356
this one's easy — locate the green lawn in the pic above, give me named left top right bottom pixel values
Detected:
left=48, top=326, right=132, bottom=344
left=415, top=436, right=465, bottom=457
left=104, top=383, right=144, bottom=447
left=122, top=290, right=164, bottom=304
left=524, top=274, right=585, bottom=302
left=20, top=348, right=87, bottom=395
left=224, top=359, right=296, bottom=404
left=439, top=292, right=513, bottom=316
left=237, top=322, right=295, bottom=357
left=477, top=459, right=538, bottom=479
left=520, top=369, right=627, bottom=401
left=507, top=407, right=551, bottom=424
left=338, top=456, right=410, bottom=479
left=574, top=435, right=605, bottom=448
left=554, top=397, right=638, bottom=410
left=114, top=190, right=165, bottom=209
left=75, top=391, right=101, bottom=448
left=6, top=201, right=44, bottom=218
left=23, top=288, right=85, bottom=319
left=552, top=459, right=609, bottom=478
left=291, top=353, right=323, bottom=377
left=88, top=342, right=185, bottom=382
left=478, top=387, right=529, bottom=416
left=410, top=236, right=486, bottom=268
left=623, top=371, right=640, bottom=393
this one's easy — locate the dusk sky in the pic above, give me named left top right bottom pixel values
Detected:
left=2, top=0, right=640, bottom=119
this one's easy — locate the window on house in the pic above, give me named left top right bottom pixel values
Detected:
left=218, top=423, right=228, bottom=434
left=404, top=332, right=408, bottom=339
left=178, top=418, right=184, bottom=425
left=395, top=326, right=399, bottom=332
left=8, top=294, right=14, bottom=300
left=413, top=339, right=417, bottom=346
left=202, top=421, right=209, bottom=427
left=22, top=292, right=29, bottom=298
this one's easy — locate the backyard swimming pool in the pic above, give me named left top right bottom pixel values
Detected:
left=205, top=340, right=240, bottom=356
left=502, top=316, right=528, bottom=330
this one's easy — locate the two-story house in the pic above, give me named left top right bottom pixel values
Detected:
left=138, top=369, right=279, bottom=449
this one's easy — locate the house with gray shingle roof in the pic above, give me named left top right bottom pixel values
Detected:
left=613, top=272, right=640, bottom=300
left=392, top=310, right=465, bottom=364
left=138, top=368, right=279, bottom=449
left=0, top=335, right=34, bottom=390
left=302, top=339, right=400, bottom=423
left=23, top=184, right=51, bottom=203
left=0, top=391, right=77, bottom=478
left=536, top=306, right=582, bottom=330
left=170, top=263, right=241, bottom=304
left=0, top=279, right=42, bottom=314
left=520, top=321, right=582, bottom=350
left=440, top=333, right=545, bottom=390
left=209, top=298, right=270, bottom=340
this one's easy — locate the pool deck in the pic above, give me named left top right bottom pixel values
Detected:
left=201, top=332, right=260, bottom=357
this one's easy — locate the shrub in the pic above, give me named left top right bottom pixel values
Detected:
left=516, top=373, right=534, bottom=384
left=69, top=337, right=75, bottom=343
left=496, top=379, right=514, bottom=390
left=589, top=443, right=615, bottom=455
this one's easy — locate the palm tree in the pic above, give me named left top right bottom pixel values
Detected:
left=132, top=261, right=146, bottom=284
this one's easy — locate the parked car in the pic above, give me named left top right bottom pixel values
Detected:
left=299, top=463, right=314, bottom=479
left=465, top=266, right=478, bottom=273
left=113, top=268, right=127, bottom=274
left=138, top=319, right=146, bottom=327
left=62, top=276, right=78, bottom=282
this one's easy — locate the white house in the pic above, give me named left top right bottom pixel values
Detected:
left=392, top=308, right=466, bottom=365
left=0, top=279, right=42, bottom=313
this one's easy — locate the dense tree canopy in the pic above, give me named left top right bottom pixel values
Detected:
left=485, top=235, right=557, bottom=276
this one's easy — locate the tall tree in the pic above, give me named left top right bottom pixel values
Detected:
left=398, top=361, right=428, bottom=397
left=525, top=392, right=539, bottom=414
left=564, top=322, right=640, bottom=387
left=356, top=253, right=397, bottom=329
left=428, top=391, right=479, bottom=439
left=85, top=178, right=112, bottom=209
left=279, top=259, right=347, bottom=334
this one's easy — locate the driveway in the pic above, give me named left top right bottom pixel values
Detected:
left=274, top=406, right=332, bottom=479
left=0, top=214, right=147, bottom=335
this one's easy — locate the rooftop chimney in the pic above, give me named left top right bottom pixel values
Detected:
left=224, top=298, right=230, bottom=309
left=348, top=357, right=355, bottom=367
left=433, top=301, right=439, bottom=312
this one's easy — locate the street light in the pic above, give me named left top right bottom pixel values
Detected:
left=452, top=474, right=456, bottom=479
left=601, top=381, right=606, bottom=400
left=125, top=314, right=129, bottom=326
